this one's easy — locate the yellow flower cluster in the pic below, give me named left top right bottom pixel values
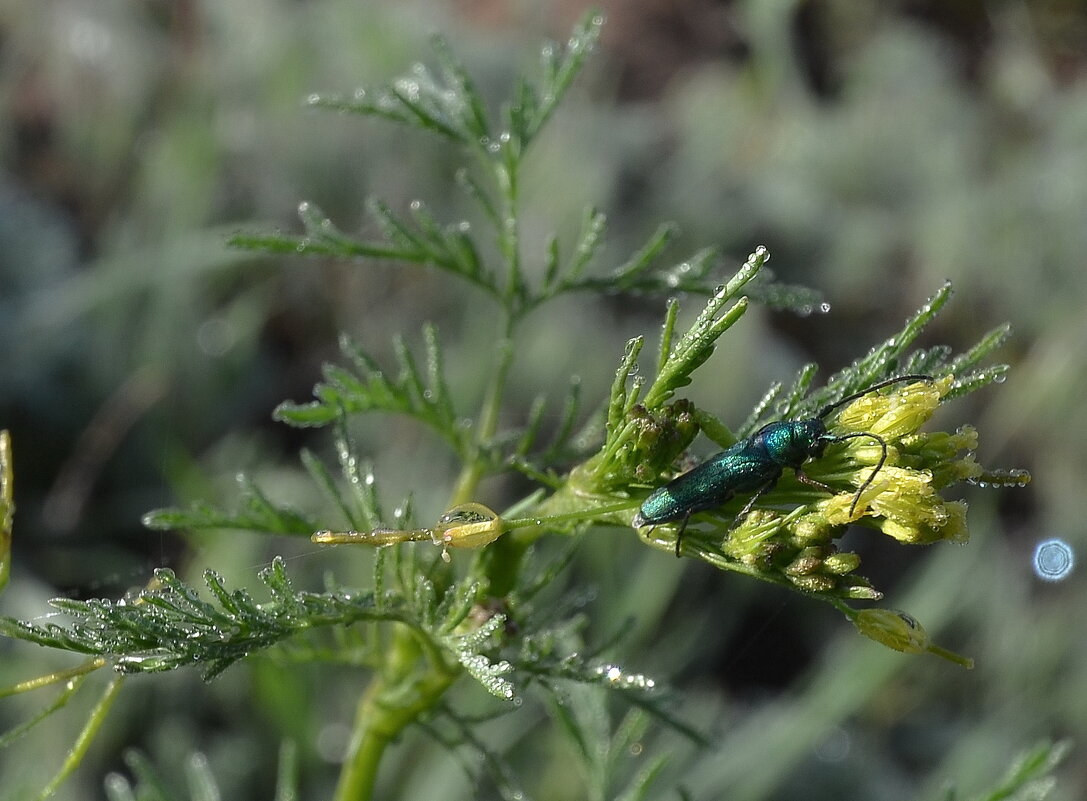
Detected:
left=818, top=376, right=980, bottom=544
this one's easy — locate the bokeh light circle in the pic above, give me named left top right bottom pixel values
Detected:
left=1032, top=538, right=1074, bottom=582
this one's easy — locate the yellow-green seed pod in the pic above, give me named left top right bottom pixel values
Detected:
left=853, top=608, right=930, bottom=653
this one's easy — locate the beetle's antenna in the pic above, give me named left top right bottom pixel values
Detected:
left=816, top=374, right=933, bottom=420
left=827, top=431, right=889, bottom=517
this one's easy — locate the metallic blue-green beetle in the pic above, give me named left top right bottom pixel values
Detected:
left=632, top=375, right=932, bottom=556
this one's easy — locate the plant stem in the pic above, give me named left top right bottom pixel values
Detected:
left=450, top=314, right=515, bottom=506
left=0, top=657, right=106, bottom=698
left=334, top=626, right=458, bottom=801
left=339, top=129, right=529, bottom=801
left=36, top=674, right=124, bottom=800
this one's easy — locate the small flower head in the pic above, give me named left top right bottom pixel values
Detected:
left=815, top=376, right=981, bottom=544
left=833, top=376, right=947, bottom=440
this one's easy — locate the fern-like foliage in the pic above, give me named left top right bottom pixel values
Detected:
left=0, top=554, right=516, bottom=694
left=0, top=560, right=382, bottom=680
left=273, top=325, right=461, bottom=437
left=736, top=280, right=1013, bottom=438
left=143, top=425, right=387, bottom=535
left=142, top=474, right=318, bottom=536
left=230, top=14, right=818, bottom=322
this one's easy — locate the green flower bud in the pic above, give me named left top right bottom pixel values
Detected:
left=789, top=573, right=836, bottom=593
left=822, top=552, right=861, bottom=575
left=790, top=512, right=833, bottom=544
left=853, top=608, right=930, bottom=653
left=785, top=546, right=826, bottom=576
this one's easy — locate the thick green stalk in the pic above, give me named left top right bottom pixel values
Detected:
left=334, top=626, right=459, bottom=801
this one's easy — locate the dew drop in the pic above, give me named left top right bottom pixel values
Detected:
left=819, top=302, right=832, bottom=313
left=306, top=93, right=321, bottom=105
left=994, top=373, right=1007, bottom=384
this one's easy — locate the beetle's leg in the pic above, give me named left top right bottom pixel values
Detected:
left=728, top=478, right=779, bottom=532
left=673, top=513, right=691, bottom=558
left=793, top=468, right=834, bottom=494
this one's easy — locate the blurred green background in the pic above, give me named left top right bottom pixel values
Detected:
left=1, top=0, right=1084, bottom=798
